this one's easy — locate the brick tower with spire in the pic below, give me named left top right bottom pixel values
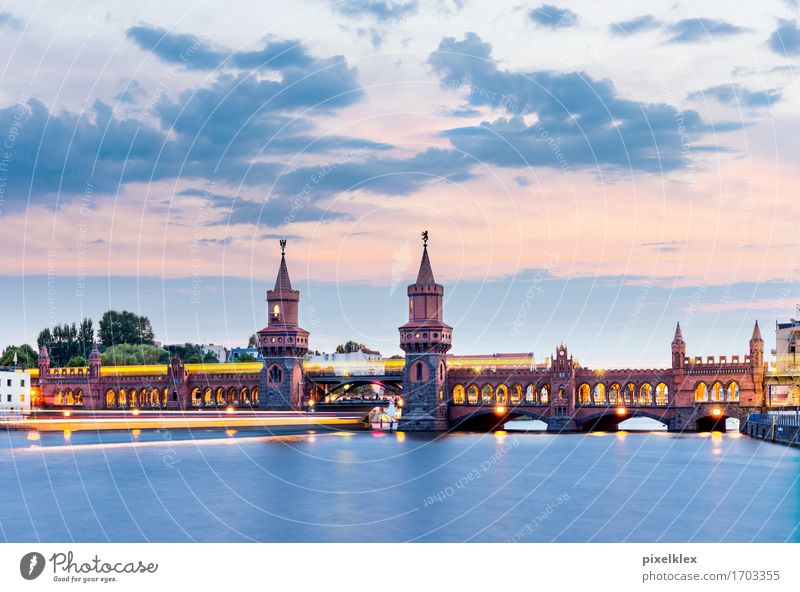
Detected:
left=398, top=231, right=452, bottom=431
left=748, top=320, right=765, bottom=409
left=257, top=240, right=309, bottom=409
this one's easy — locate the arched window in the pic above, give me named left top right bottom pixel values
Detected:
left=578, top=384, right=591, bottom=405
left=151, top=388, right=160, bottom=407
left=269, top=365, right=283, bottom=384
left=609, top=383, right=621, bottom=405
left=525, top=384, right=535, bottom=403
left=638, top=384, right=652, bottom=405
left=272, top=304, right=280, bottom=320
left=453, top=385, right=465, bottom=404
left=694, top=382, right=708, bottom=402
left=711, top=381, right=724, bottom=402
left=241, top=387, right=250, bottom=405
left=105, top=389, right=116, bottom=408
left=481, top=384, right=493, bottom=404
left=593, top=383, right=606, bottom=405
left=655, top=383, right=669, bottom=406
left=438, top=362, right=445, bottom=382
left=203, top=387, right=214, bottom=406
left=190, top=388, right=201, bottom=406
left=55, top=390, right=63, bottom=406
left=510, top=384, right=522, bottom=404
left=216, top=387, right=225, bottom=406
left=496, top=385, right=508, bottom=404
left=74, top=389, right=83, bottom=406
left=119, top=389, right=127, bottom=407
left=726, top=381, right=739, bottom=401
left=415, top=362, right=423, bottom=381
left=467, top=385, right=479, bottom=404
left=624, top=383, right=635, bottom=404
left=540, top=384, right=550, bottom=404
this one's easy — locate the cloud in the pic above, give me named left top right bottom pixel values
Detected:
left=528, top=5, right=579, bottom=29
left=768, top=19, right=800, bottom=56
left=428, top=33, right=714, bottom=172
left=0, top=11, right=22, bottom=30
left=667, top=18, right=745, bottom=44
left=687, top=83, right=782, bottom=108
left=609, top=15, right=661, bottom=37
left=330, top=0, right=418, bottom=21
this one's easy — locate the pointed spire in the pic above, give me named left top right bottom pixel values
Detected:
left=672, top=322, right=684, bottom=343
left=415, top=230, right=436, bottom=285
left=88, top=341, right=101, bottom=361
left=38, top=344, right=49, bottom=360
left=273, top=240, right=293, bottom=292
left=751, top=320, right=763, bottom=342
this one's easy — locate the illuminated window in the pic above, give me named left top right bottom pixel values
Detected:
left=496, top=385, right=508, bottom=404
left=711, top=381, right=723, bottom=402
left=467, top=385, right=479, bottom=404
left=656, top=383, right=669, bottom=406
left=510, top=384, right=522, bottom=404
left=578, top=383, right=591, bottom=405
left=694, top=382, right=708, bottom=402
left=609, top=383, right=621, bottom=404
left=481, top=384, right=493, bottom=403
left=540, top=385, right=550, bottom=404
left=726, top=381, right=739, bottom=401
left=638, top=384, right=652, bottom=405
left=593, top=383, right=606, bottom=405
left=453, top=385, right=465, bottom=404
left=525, top=384, right=535, bottom=403
left=272, top=304, right=280, bottom=319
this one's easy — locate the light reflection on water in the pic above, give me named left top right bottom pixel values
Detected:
left=0, top=428, right=797, bottom=543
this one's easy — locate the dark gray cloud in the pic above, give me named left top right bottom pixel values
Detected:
left=688, top=84, right=782, bottom=108
left=331, top=0, right=418, bottom=21
left=528, top=5, right=579, bottom=29
left=610, top=15, right=661, bottom=37
left=429, top=33, right=715, bottom=172
left=0, top=11, right=22, bottom=29
left=667, top=18, right=745, bottom=44
left=769, top=19, right=800, bottom=56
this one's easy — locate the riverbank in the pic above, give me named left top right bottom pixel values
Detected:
left=743, top=413, right=800, bottom=447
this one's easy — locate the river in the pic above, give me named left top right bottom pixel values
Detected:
left=0, top=427, right=797, bottom=542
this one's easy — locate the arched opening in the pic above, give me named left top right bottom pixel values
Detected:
left=624, top=383, right=635, bottom=404
left=150, top=388, right=160, bottom=407
left=655, top=383, right=669, bottom=406
left=74, top=389, right=83, bottom=406
left=525, top=384, right=535, bottom=403
left=55, top=390, right=63, bottom=406
left=415, top=361, right=423, bottom=381
left=618, top=417, right=668, bottom=431
left=215, top=387, right=226, bottom=406
left=578, top=383, right=591, bottom=405
left=119, top=389, right=127, bottom=407
left=593, top=383, right=606, bottom=405
left=105, top=389, right=116, bottom=408
left=467, top=385, right=479, bottom=405
left=726, top=381, right=739, bottom=401
left=696, top=413, right=730, bottom=432
left=250, top=386, right=259, bottom=406
left=203, top=387, right=213, bottom=406
left=481, top=384, right=493, bottom=404
left=539, top=384, right=550, bottom=405
left=710, top=381, right=724, bottom=402
left=241, top=387, right=250, bottom=406
left=694, top=382, right=708, bottom=402
left=162, top=388, right=169, bottom=407
left=272, top=304, right=280, bottom=320
left=452, top=385, right=465, bottom=404
left=130, top=389, right=138, bottom=407
left=638, top=384, right=652, bottom=406
left=66, top=390, right=75, bottom=406
left=510, top=384, right=522, bottom=404
left=496, top=384, right=508, bottom=404
left=609, top=383, right=621, bottom=405
left=191, top=388, right=201, bottom=407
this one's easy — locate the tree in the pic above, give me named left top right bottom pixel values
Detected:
left=98, top=310, right=155, bottom=347
left=66, top=355, right=87, bottom=367
left=0, top=345, right=37, bottom=368
left=37, top=323, right=80, bottom=366
left=100, top=344, right=169, bottom=366
left=247, top=334, right=258, bottom=348
left=335, top=340, right=367, bottom=354
left=235, top=353, right=258, bottom=362
left=78, top=318, right=94, bottom=357
left=203, top=350, right=219, bottom=363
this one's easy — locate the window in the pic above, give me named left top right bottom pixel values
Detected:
left=415, top=362, right=423, bottom=381
left=6, top=395, right=11, bottom=402
left=20, top=395, right=25, bottom=402
left=269, top=365, right=283, bottom=383
left=272, top=304, right=280, bottom=320
left=20, top=379, right=25, bottom=387
left=5, top=379, right=10, bottom=387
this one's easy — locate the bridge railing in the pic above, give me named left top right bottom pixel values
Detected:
left=749, top=413, right=800, bottom=428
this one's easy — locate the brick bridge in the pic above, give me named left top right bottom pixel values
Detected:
left=32, top=235, right=769, bottom=432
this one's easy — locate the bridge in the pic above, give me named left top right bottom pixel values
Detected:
left=29, top=234, right=798, bottom=433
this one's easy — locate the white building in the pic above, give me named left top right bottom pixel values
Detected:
left=0, top=368, right=31, bottom=416
left=305, top=349, right=384, bottom=376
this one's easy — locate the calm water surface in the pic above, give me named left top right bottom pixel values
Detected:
left=0, top=427, right=798, bottom=542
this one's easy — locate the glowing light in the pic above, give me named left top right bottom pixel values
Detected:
left=495, top=405, right=506, bottom=414
left=616, top=407, right=626, bottom=416
left=711, top=407, right=722, bottom=417
left=27, top=432, right=40, bottom=441
left=131, top=409, right=140, bottom=416
left=308, top=399, right=315, bottom=407
left=226, top=406, right=235, bottom=414
left=397, top=399, right=404, bottom=408
left=63, top=410, right=71, bottom=417
left=225, top=429, right=237, bottom=437
left=395, top=431, right=406, bottom=442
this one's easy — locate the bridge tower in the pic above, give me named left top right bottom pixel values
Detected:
left=749, top=320, right=765, bottom=409
left=398, top=231, right=452, bottom=431
left=257, top=240, right=309, bottom=410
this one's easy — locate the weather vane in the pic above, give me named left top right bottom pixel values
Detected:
left=421, top=230, right=428, bottom=247
left=279, top=239, right=287, bottom=255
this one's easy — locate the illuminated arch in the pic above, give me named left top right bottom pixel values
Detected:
left=481, top=384, right=494, bottom=404
left=453, top=384, right=465, bottom=404
left=66, top=389, right=75, bottom=406
left=75, top=389, right=84, bottom=406
left=710, top=381, right=724, bottom=402
left=694, top=382, right=708, bottom=402
left=54, top=390, right=63, bottom=406
left=624, top=383, right=636, bottom=404
left=525, top=384, right=535, bottom=403
left=150, top=388, right=160, bottom=407
left=539, top=384, right=550, bottom=404
left=162, top=388, right=169, bottom=407
left=609, top=383, right=621, bottom=405
left=726, top=381, right=739, bottom=401
left=496, top=385, right=508, bottom=404
left=578, top=383, right=591, bottom=405
left=215, top=387, right=226, bottom=406
left=638, top=384, right=652, bottom=405
left=655, top=383, right=669, bottom=406
left=251, top=386, right=259, bottom=406
left=203, top=387, right=213, bottom=406
left=105, top=389, right=116, bottom=408
left=467, top=385, right=479, bottom=405
left=191, top=387, right=201, bottom=407
left=593, top=383, right=606, bottom=405
left=510, top=384, right=522, bottom=405
left=119, top=389, right=127, bottom=407
left=240, top=387, right=250, bottom=406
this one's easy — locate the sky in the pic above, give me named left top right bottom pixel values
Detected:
left=1, top=0, right=799, bottom=365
